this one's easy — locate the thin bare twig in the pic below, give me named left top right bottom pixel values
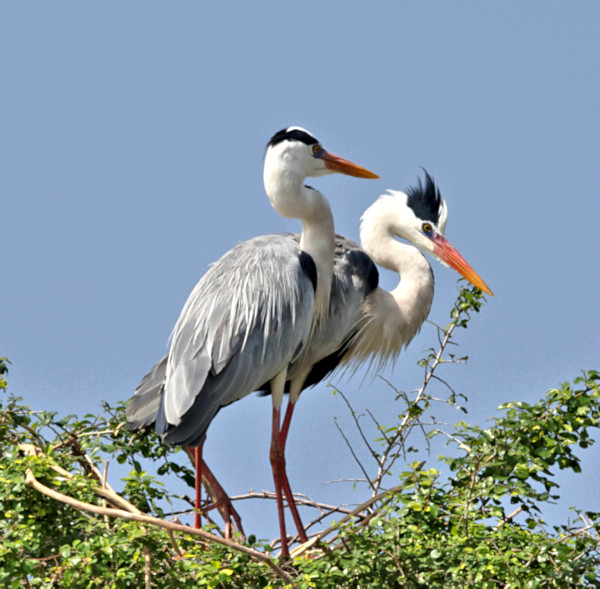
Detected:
left=430, top=429, right=471, bottom=452
left=334, top=419, right=375, bottom=492
left=290, top=483, right=405, bottom=558
left=365, top=408, right=391, bottom=445
left=229, top=490, right=366, bottom=519
left=16, top=420, right=47, bottom=449
left=335, top=390, right=378, bottom=461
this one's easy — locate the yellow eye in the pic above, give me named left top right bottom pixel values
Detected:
left=422, top=222, right=433, bottom=234
left=312, top=144, right=321, bottom=155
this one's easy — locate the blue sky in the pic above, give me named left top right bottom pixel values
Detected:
left=3, top=3, right=600, bottom=539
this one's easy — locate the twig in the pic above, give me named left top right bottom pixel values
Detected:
left=430, top=429, right=471, bottom=452
left=335, top=390, right=378, bottom=461
left=16, top=420, right=47, bottom=449
left=376, top=375, right=402, bottom=397
left=229, top=490, right=364, bottom=518
left=290, top=483, right=404, bottom=558
left=334, top=419, right=375, bottom=492
left=365, top=408, right=391, bottom=445
left=430, top=374, right=462, bottom=398
left=494, top=506, right=523, bottom=530
left=167, top=528, right=184, bottom=558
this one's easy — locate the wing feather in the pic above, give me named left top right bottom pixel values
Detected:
left=125, top=355, right=167, bottom=429
left=158, top=234, right=315, bottom=444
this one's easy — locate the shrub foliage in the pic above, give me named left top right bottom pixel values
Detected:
left=1, top=288, right=599, bottom=588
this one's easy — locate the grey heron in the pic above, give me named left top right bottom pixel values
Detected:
left=274, top=171, right=493, bottom=448
left=127, top=169, right=492, bottom=553
left=126, top=127, right=378, bottom=556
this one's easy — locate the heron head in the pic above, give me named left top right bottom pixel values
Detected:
left=265, top=126, right=378, bottom=180
left=362, top=171, right=493, bottom=296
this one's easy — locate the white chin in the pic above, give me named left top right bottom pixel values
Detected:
left=313, top=167, right=334, bottom=177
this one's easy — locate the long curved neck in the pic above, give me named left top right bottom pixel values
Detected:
left=264, top=161, right=334, bottom=327
left=348, top=215, right=434, bottom=372
left=367, top=232, right=434, bottom=338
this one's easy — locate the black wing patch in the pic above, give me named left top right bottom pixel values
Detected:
left=299, top=250, right=318, bottom=292
left=346, top=249, right=378, bottom=294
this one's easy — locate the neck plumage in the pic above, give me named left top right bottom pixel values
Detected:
left=298, top=200, right=334, bottom=328
left=345, top=213, right=434, bottom=374
left=264, top=165, right=335, bottom=329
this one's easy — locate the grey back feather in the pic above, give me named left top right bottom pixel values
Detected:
left=155, top=234, right=315, bottom=446
left=126, top=233, right=378, bottom=432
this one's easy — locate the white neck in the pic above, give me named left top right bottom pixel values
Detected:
left=367, top=229, right=434, bottom=341
left=345, top=209, right=434, bottom=373
left=264, top=154, right=334, bottom=326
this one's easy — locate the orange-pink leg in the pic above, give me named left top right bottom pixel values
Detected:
left=280, top=399, right=296, bottom=450
left=201, top=459, right=245, bottom=540
left=270, top=406, right=289, bottom=556
left=194, top=445, right=203, bottom=529
left=270, top=404, right=308, bottom=558
left=184, top=444, right=245, bottom=539
left=279, top=400, right=308, bottom=543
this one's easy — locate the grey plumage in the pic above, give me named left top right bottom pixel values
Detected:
left=126, top=355, right=167, bottom=430
left=149, top=234, right=316, bottom=446
left=279, top=233, right=378, bottom=391
left=125, top=232, right=378, bottom=429
left=124, top=126, right=381, bottom=555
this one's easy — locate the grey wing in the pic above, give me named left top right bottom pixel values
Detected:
left=286, top=233, right=379, bottom=386
left=126, top=355, right=167, bottom=430
left=156, top=234, right=315, bottom=446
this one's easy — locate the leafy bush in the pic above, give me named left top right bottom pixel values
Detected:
left=1, top=288, right=599, bottom=587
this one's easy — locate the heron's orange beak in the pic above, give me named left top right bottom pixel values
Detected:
left=432, top=233, right=494, bottom=296
left=321, top=150, right=379, bottom=179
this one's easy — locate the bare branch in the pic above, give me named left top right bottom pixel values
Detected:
left=290, top=483, right=405, bottom=558
left=365, top=409, right=391, bottom=445
left=494, top=506, right=523, bottom=530
left=229, top=490, right=366, bottom=520
left=334, top=418, right=375, bottom=492
left=322, top=478, right=370, bottom=488
left=430, top=429, right=471, bottom=453
left=335, top=389, right=378, bottom=461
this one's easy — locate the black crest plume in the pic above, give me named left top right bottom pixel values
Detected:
left=405, top=169, right=443, bottom=224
